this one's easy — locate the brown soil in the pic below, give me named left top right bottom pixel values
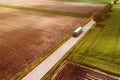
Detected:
left=0, top=8, right=87, bottom=80
left=0, top=0, right=104, bottom=14
left=52, top=62, right=119, bottom=80
left=31, top=1, right=104, bottom=14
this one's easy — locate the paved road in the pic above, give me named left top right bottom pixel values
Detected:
left=22, top=20, right=96, bottom=80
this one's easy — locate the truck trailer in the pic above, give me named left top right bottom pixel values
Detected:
left=73, top=27, right=83, bottom=37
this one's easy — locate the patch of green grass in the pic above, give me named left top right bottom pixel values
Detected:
left=67, top=3, right=120, bottom=77
left=0, top=4, right=90, bottom=18
left=55, top=0, right=112, bottom=3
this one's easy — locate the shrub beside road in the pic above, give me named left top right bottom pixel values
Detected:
left=93, top=3, right=113, bottom=22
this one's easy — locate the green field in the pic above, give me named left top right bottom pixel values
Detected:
left=56, top=0, right=112, bottom=3
left=68, top=2, right=120, bottom=76
left=41, top=2, right=120, bottom=80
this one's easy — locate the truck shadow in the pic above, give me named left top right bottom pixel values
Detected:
left=96, top=23, right=105, bottom=28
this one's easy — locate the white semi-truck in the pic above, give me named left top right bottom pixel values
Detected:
left=73, top=27, right=83, bottom=37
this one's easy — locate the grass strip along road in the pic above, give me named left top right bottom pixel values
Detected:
left=67, top=2, right=120, bottom=77
left=0, top=4, right=90, bottom=18
left=56, top=0, right=112, bottom=3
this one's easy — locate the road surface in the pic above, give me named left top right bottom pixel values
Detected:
left=22, top=20, right=96, bottom=80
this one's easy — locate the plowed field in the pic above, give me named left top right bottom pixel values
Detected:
left=0, top=0, right=104, bottom=14
left=0, top=8, right=86, bottom=79
left=52, top=62, right=118, bottom=80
